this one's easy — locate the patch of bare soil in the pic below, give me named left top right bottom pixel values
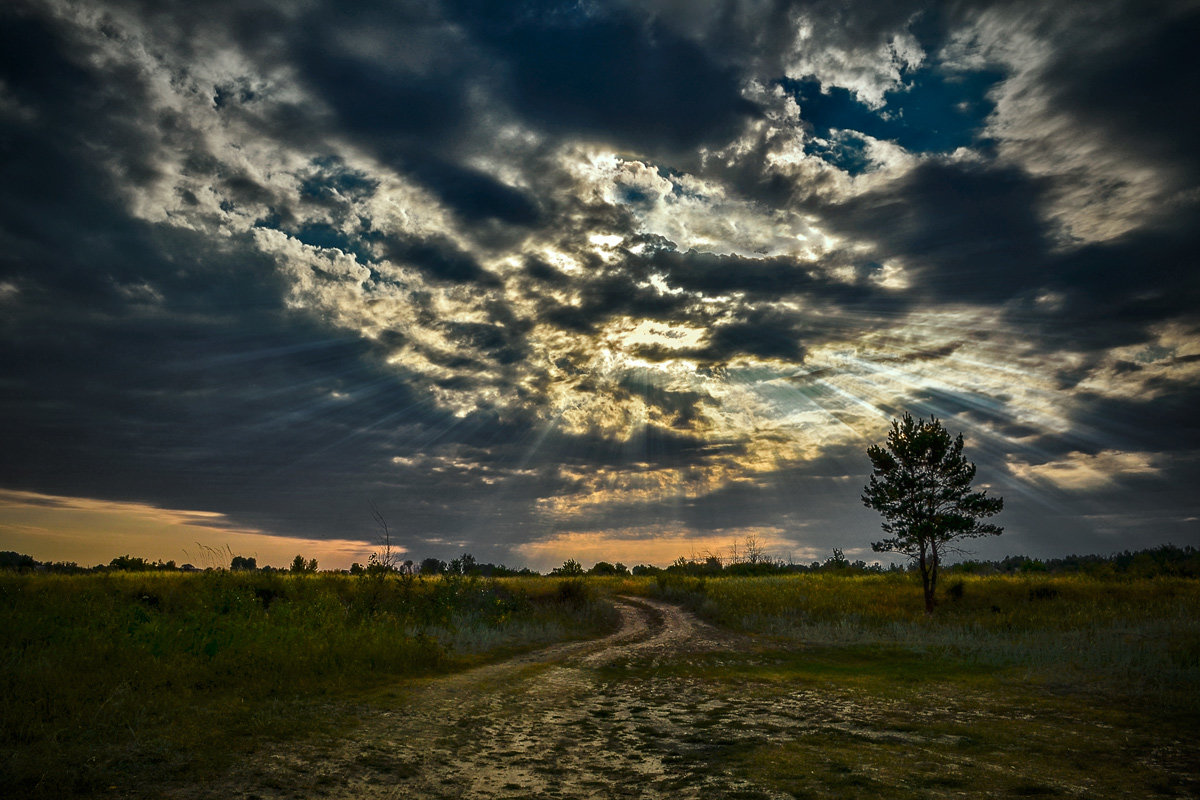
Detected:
left=179, top=598, right=813, bottom=799
left=165, top=598, right=1200, bottom=799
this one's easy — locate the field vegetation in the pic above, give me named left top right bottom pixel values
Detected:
left=643, top=571, right=1200, bottom=697
left=2, top=545, right=1198, bottom=797
left=624, top=569, right=1200, bottom=797
left=0, top=569, right=615, bottom=796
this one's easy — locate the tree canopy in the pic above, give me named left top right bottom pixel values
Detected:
left=862, top=413, right=1003, bottom=612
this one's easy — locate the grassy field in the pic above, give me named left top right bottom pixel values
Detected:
left=626, top=572, right=1200, bottom=797
left=3, top=569, right=1198, bottom=798
left=640, top=572, right=1200, bottom=694
left=0, top=571, right=616, bottom=796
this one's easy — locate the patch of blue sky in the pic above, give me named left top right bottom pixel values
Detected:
left=292, top=223, right=371, bottom=264
left=299, top=168, right=377, bottom=202
left=781, top=65, right=1005, bottom=172
left=806, top=132, right=875, bottom=176
left=617, top=184, right=652, bottom=205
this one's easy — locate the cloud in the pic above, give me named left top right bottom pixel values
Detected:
left=448, top=1, right=761, bottom=152
left=942, top=1, right=1200, bottom=244
left=828, top=160, right=1052, bottom=302
left=0, top=489, right=376, bottom=569
left=1008, top=450, right=1161, bottom=491
left=1, top=0, right=1197, bottom=567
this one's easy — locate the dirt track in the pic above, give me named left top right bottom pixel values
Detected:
left=173, top=597, right=1200, bottom=799
left=200, top=597, right=795, bottom=799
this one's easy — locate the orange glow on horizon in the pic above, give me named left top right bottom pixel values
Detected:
left=513, top=527, right=821, bottom=572
left=0, top=489, right=378, bottom=570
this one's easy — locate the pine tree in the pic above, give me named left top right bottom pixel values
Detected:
left=862, top=414, right=1004, bottom=613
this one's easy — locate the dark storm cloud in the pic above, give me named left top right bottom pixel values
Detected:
left=521, top=241, right=904, bottom=365
left=446, top=0, right=760, bottom=151
left=614, top=373, right=715, bottom=430
left=644, top=248, right=906, bottom=310
left=377, top=235, right=498, bottom=286
left=294, top=25, right=470, bottom=146
left=1039, top=222, right=1200, bottom=343
left=0, top=13, right=162, bottom=268
left=1043, top=4, right=1200, bottom=184
left=2, top=0, right=1198, bottom=565
left=821, top=155, right=1198, bottom=357
left=183, top=0, right=547, bottom=232
left=401, top=158, right=542, bottom=226
left=442, top=319, right=530, bottom=366
left=1067, top=384, right=1200, bottom=457
left=574, top=273, right=689, bottom=321
left=638, top=310, right=809, bottom=364
left=533, top=262, right=692, bottom=335
left=0, top=5, right=533, bottom=547
left=830, top=161, right=1052, bottom=303
left=523, top=256, right=571, bottom=286
left=649, top=250, right=820, bottom=296
left=651, top=0, right=1198, bottom=361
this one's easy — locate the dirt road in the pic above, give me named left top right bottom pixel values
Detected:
left=206, top=597, right=795, bottom=799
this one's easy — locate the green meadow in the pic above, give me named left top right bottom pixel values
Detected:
left=628, top=572, right=1200, bottom=797
left=2, top=567, right=1198, bottom=797
left=0, top=571, right=616, bottom=796
left=645, top=571, right=1200, bottom=690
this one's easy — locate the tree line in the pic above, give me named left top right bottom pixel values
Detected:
left=3, top=544, right=1196, bottom=579
left=4, top=414, right=1195, bottom=609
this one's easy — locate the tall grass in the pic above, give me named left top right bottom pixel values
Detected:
left=0, top=571, right=616, bottom=796
left=647, top=572, right=1200, bottom=699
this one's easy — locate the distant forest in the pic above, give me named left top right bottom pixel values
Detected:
left=1, top=543, right=1197, bottom=579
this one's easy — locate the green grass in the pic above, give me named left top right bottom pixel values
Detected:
left=0, top=571, right=617, bottom=796
left=6, top=569, right=1198, bottom=797
left=630, top=572, right=1200, bottom=797
left=643, top=572, right=1200, bottom=699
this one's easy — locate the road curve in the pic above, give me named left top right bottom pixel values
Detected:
left=185, top=597, right=787, bottom=799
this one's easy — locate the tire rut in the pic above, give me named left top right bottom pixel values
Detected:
left=188, top=598, right=790, bottom=800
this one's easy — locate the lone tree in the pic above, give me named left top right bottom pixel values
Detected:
left=862, top=413, right=1003, bottom=613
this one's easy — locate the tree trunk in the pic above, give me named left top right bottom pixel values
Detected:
left=918, top=546, right=935, bottom=615
left=927, top=545, right=940, bottom=614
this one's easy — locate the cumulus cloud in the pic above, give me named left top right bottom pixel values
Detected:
left=0, top=0, right=1196, bottom=564
left=1008, top=450, right=1161, bottom=491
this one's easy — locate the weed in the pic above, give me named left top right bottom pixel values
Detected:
left=0, top=571, right=617, bottom=795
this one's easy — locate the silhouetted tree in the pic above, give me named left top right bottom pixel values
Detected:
left=742, top=534, right=766, bottom=564
left=108, top=555, right=156, bottom=571
left=862, top=413, right=1003, bottom=613
left=290, top=555, right=317, bottom=573
left=585, top=561, right=629, bottom=576
left=0, top=551, right=37, bottom=571
left=230, top=555, right=257, bottom=571
left=552, top=559, right=583, bottom=576
left=822, top=548, right=849, bottom=571
left=448, top=552, right=478, bottom=575
left=420, top=557, right=446, bottom=575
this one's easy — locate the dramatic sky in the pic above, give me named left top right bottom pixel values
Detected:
left=1, top=0, right=1197, bottom=570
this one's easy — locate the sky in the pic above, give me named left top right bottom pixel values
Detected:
left=1, top=0, right=1197, bottom=571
